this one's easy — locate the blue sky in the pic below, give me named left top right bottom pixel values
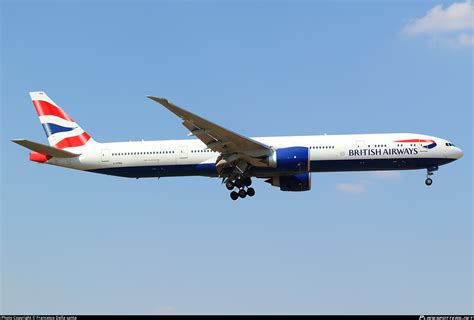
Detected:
left=1, top=0, right=472, bottom=314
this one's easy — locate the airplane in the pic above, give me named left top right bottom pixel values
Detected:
left=13, top=91, right=463, bottom=200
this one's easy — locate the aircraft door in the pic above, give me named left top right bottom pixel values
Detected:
left=101, top=149, right=110, bottom=162
left=179, top=146, right=188, bottom=159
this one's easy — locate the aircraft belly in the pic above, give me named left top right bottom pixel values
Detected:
left=87, top=157, right=453, bottom=178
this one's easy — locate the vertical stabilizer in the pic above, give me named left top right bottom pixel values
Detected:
left=29, top=91, right=95, bottom=149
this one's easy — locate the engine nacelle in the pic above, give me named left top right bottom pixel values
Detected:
left=268, top=146, right=310, bottom=174
left=266, top=172, right=311, bottom=192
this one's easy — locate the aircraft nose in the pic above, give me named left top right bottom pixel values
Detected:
left=454, top=147, right=463, bottom=160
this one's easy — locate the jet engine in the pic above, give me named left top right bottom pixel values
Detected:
left=268, top=147, right=310, bottom=174
left=265, top=172, right=311, bottom=192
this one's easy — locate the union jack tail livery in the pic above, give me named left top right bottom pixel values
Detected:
left=30, top=91, right=95, bottom=149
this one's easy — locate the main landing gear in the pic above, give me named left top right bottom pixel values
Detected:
left=226, top=176, right=255, bottom=200
left=425, top=165, right=438, bottom=186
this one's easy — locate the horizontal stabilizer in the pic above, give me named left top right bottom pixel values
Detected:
left=11, top=139, right=80, bottom=158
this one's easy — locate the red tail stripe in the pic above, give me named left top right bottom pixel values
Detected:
left=54, top=132, right=90, bottom=149
left=33, top=100, right=74, bottom=122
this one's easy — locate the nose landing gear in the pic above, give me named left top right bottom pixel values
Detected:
left=425, top=165, right=438, bottom=186
left=425, top=177, right=433, bottom=186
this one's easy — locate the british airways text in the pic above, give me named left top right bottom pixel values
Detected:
left=348, top=147, right=419, bottom=157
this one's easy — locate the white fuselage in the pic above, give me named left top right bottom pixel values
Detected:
left=45, top=133, right=463, bottom=178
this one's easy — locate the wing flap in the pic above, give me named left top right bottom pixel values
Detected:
left=11, top=139, right=80, bottom=158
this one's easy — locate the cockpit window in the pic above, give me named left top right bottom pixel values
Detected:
left=446, top=142, right=456, bottom=147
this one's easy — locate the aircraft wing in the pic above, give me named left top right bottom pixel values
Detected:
left=147, top=96, right=272, bottom=157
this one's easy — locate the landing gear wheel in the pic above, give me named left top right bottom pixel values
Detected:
left=230, top=191, right=239, bottom=200
left=235, top=178, right=244, bottom=188
left=247, top=187, right=255, bottom=197
left=226, top=180, right=235, bottom=190
left=244, top=177, right=252, bottom=187
left=238, top=188, right=247, bottom=198
left=425, top=178, right=433, bottom=186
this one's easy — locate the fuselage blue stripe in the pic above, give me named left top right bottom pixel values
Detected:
left=87, top=158, right=455, bottom=179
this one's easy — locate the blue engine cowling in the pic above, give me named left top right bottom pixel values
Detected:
left=268, top=146, right=310, bottom=174
left=266, top=172, right=311, bottom=192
